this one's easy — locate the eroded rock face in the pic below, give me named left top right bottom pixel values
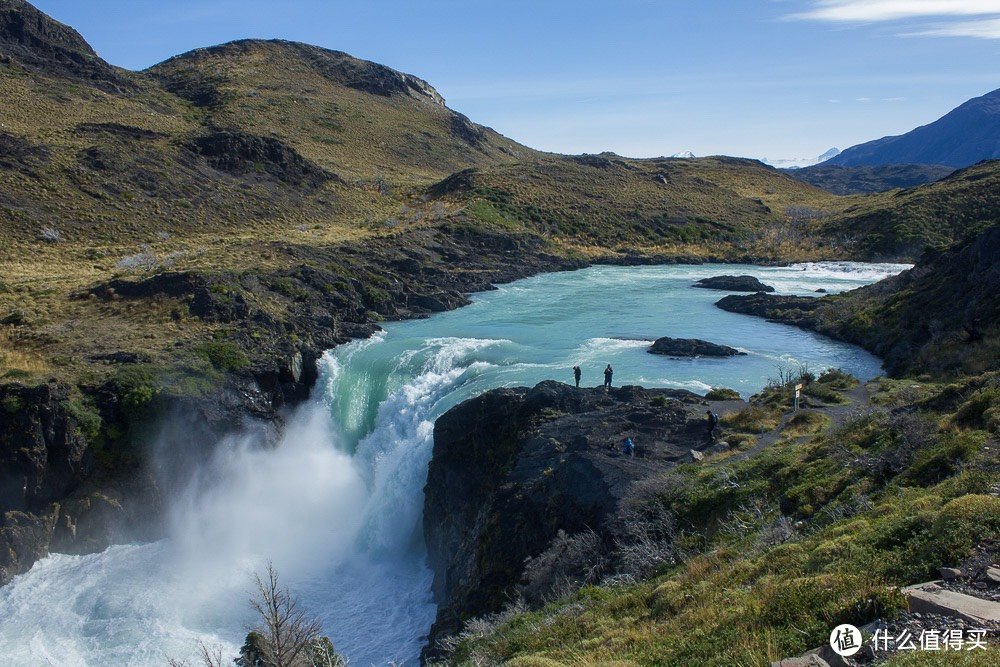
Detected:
left=0, top=0, right=136, bottom=93
left=422, top=381, right=725, bottom=656
left=694, top=275, right=775, bottom=292
left=0, top=382, right=92, bottom=583
left=0, top=383, right=91, bottom=513
left=648, top=337, right=745, bottom=357
left=191, top=132, right=337, bottom=189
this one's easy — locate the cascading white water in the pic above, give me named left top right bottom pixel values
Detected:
left=0, top=262, right=910, bottom=666
left=0, top=335, right=503, bottom=666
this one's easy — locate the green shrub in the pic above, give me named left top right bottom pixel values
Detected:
left=706, top=387, right=741, bottom=401
left=195, top=341, right=251, bottom=372
left=66, top=398, right=102, bottom=442
left=929, top=494, right=1000, bottom=564
left=651, top=395, right=669, bottom=407
left=951, top=387, right=1000, bottom=432
left=1, top=394, right=24, bottom=414
left=112, top=365, right=159, bottom=413
left=902, top=431, right=985, bottom=486
left=804, top=382, right=847, bottom=404
left=817, top=369, right=859, bottom=390
left=723, top=405, right=779, bottom=432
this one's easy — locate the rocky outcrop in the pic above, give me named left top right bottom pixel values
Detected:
left=191, top=132, right=338, bottom=189
left=715, top=293, right=823, bottom=321
left=694, top=275, right=775, bottom=292
left=648, top=337, right=745, bottom=357
left=423, top=381, right=732, bottom=657
left=0, top=383, right=91, bottom=514
left=0, top=0, right=135, bottom=93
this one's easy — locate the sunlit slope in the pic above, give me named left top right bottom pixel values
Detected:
left=146, top=39, right=533, bottom=184
left=427, top=155, right=844, bottom=257
left=823, top=160, right=1000, bottom=258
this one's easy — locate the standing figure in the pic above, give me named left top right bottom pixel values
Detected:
left=604, top=364, right=614, bottom=388
left=623, top=437, right=635, bottom=458
left=706, top=410, right=720, bottom=443
left=573, top=365, right=582, bottom=388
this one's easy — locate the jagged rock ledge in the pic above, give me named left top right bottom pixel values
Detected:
left=421, top=380, right=739, bottom=659
left=648, top=336, right=745, bottom=357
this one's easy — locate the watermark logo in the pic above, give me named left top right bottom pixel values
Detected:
left=830, top=623, right=863, bottom=657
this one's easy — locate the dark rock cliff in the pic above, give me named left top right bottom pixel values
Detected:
left=0, top=0, right=136, bottom=93
left=422, top=381, right=734, bottom=657
left=0, top=369, right=296, bottom=585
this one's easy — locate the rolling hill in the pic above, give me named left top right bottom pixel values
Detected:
left=787, top=163, right=954, bottom=195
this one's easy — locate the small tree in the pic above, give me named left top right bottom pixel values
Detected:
left=173, top=562, right=345, bottom=667
left=236, top=561, right=338, bottom=667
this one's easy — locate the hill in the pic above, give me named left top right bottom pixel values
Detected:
left=0, top=1, right=859, bottom=388
left=787, top=162, right=954, bottom=195
left=827, top=87, right=1000, bottom=168
left=821, top=160, right=1000, bottom=258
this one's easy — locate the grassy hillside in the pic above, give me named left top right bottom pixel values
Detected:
left=787, top=163, right=954, bottom=195
left=822, top=161, right=1000, bottom=258
left=437, top=372, right=1000, bottom=665
left=428, top=155, right=843, bottom=260
left=146, top=39, right=532, bottom=184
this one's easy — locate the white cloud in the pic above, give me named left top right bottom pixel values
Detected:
left=790, top=1, right=1000, bottom=22
left=906, top=16, right=1000, bottom=37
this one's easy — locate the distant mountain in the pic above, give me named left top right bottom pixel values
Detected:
left=828, top=88, right=1000, bottom=168
left=817, top=147, right=840, bottom=162
left=764, top=147, right=841, bottom=169
left=669, top=150, right=695, bottom=159
left=787, top=163, right=955, bottom=195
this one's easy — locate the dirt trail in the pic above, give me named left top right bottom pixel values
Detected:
left=728, top=380, right=876, bottom=463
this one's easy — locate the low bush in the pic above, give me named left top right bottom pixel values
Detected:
left=705, top=387, right=741, bottom=401
left=195, top=341, right=251, bottom=372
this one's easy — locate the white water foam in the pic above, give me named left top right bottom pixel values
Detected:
left=0, top=336, right=512, bottom=666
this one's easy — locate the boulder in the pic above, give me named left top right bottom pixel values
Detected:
left=903, top=581, right=1000, bottom=623
left=648, top=337, right=745, bottom=358
left=694, top=275, right=775, bottom=292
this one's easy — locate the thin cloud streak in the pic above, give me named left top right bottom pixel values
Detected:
left=789, top=0, right=1000, bottom=22
left=905, top=16, right=1000, bottom=38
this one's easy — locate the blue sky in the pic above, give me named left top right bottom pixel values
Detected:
left=31, top=0, right=1000, bottom=163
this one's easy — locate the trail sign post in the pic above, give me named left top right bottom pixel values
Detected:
left=794, top=383, right=803, bottom=411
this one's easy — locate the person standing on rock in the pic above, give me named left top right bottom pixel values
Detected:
left=573, top=365, right=582, bottom=388
left=604, top=364, right=614, bottom=389
left=706, top=410, right=720, bottom=443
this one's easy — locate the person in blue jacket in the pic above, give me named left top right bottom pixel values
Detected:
left=623, top=437, right=635, bottom=458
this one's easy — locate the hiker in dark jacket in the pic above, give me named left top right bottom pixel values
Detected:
left=573, top=365, right=582, bottom=388
left=604, top=364, right=613, bottom=388
left=706, top=410, right=720, bottom=443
